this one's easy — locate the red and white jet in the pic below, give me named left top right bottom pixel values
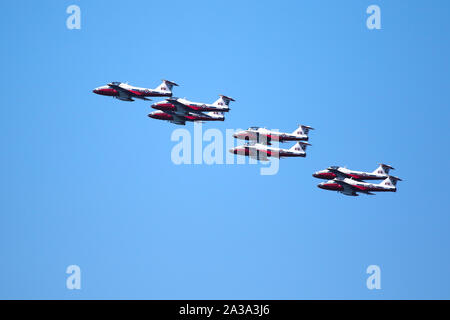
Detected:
left=149, top=94, right=234, bottom=125
left=233, top=125, right=313, bottom=143
left=229, top=141, right=310, bottom=161
left=313, top=164, right=394, bottom=181
left=317, top=175, right=402, bottom=196
left=93, top=80, right=178, bottom=101
left=151, top=95, right=235, bottom=113
left=148, top=110, right=225, bottom=125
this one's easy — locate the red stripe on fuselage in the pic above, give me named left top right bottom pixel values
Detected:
left=319, top=183, right=343, bottom=191
left=94, top=88, right=118, bottom=96
left=153, top=104, right=219, bottom=112
left=95, top=88, right=171, bottom=98
left=314, top=172, right=337, bottom=180
left=280, top=153, right=305, bottom=158
left=153, top=103, right=176, bottom=111
left=149, top=113, right=173, bottom=120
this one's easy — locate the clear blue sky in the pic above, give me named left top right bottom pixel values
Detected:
left=1, top=0, right=449, bottom=299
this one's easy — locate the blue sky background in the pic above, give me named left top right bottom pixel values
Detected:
left=1, top=0, right=449, bottom=299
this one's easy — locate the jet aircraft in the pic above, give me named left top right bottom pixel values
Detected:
left=148, top=110, right=224, bottom=125
left=151, top=95, right=234, bottom=113
left=233, top=125, right=313, bottom=144
left=313, top=164, right=394, bottom=181
left=93, top=80, right=178, bottom=101
left=229, top=141, right=310, bottom=161
left=317, top=175, right=402, bottom=196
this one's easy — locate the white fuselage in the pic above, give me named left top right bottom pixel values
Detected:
left=152, top=98, right=230, bottom=113
left=233, top=128, right=308, bottom=143
left=230, top=143, right=305, bottom=159
left=318, top=177, right=396, bottom=194
left=313, top=167, right=388, bottom=181
left=93, top=82, right=171, bottom=101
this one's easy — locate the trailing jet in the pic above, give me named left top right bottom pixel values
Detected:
left=229, top=141, right=310, bottom=161
left=148, top=110, right=224, bottom=125
left=313, top=164, right=394, bottom=181
left=152, top=95, right=234, bottom=113
left=233, top=125, right=313, bottom=144
left=93, top=80, right=178, bottom=101
left=317, top=175, right=402, bottom=196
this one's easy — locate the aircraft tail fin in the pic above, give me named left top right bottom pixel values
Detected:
left=293, top=124, right=314, bottom=136
left=373, top=163, right=394, bottom=175
left=212, top=95, right=235, bottom=108
left=380, top=175, right=402, bottom=187
left=289, top=141, right=311, bottom=152
left=156, top=79, right=179, bottom=94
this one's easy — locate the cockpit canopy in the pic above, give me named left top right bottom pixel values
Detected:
left=109, top=81, right=122, bottom=86
left=248, top=126, right=260, bottom=130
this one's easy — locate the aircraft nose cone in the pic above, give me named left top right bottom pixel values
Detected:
left=148, top=113, right=154, bottom=118
left=92, top=89, right=97, bottom=93
left=312, top=172, right=319, bottom=178
left=317, top=182, right=326, bottom=189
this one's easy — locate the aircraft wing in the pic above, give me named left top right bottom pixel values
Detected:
left=253, top=147, right=282, bottom=160
left=108, top=84, right=151, bottom=100
left=167, top=98, right=201, bottom=114
left=113, top=89, right=133, bottom=101
left=171, top=114, right=186, bottom=125
left=254, top=148, right=277, bottom=157
left=334, top=179, right=375, bottom=196
left=327, top=167, right=351, bottom=179
left=334, top=179, right=359, bottom=196
left=248, top=151, right=269, bottom=161
left=249, top=154, right=269, bottom=161
left=108, top=84, right=131, bottom=93
left=108, top=84, right=135, bottom=97
left=134, top=96, right=152, bottom=101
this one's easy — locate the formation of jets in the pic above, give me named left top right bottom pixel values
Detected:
left=229, top=125, right=313, bottom=161
left=93, top=80, right=234, bottom=126
left=93, top=79, right=402, bottom=197
left=313, top=164, right=402, bottom=196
